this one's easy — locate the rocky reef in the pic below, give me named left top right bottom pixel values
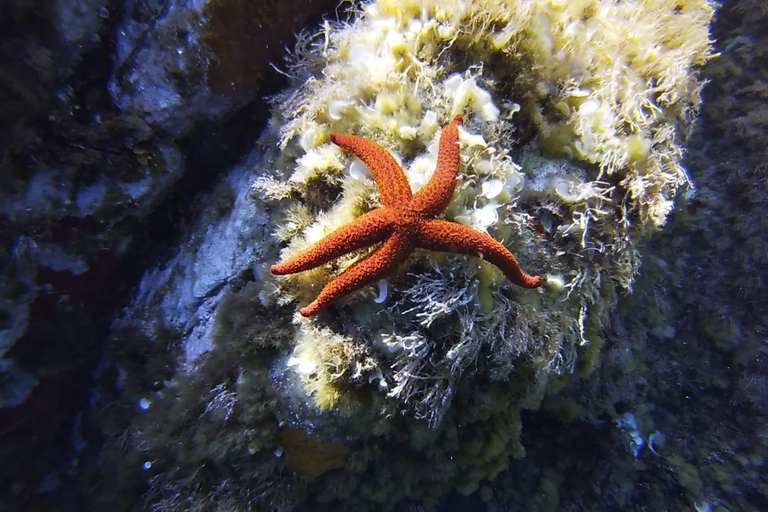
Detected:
left=7, top=1, right=767, bottom=512
left=0, top=0, right=336, bottom=508
left=82, top=1, right=717, bottom=510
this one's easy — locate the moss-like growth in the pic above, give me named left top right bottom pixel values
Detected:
left=668, top=454, right=704, bottom=497
left=276, top=427, right=348, bottom=479
left=527, top=466, right=563, bottom=512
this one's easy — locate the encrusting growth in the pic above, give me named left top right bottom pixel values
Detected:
left=271, top=116, right=542, bottom=316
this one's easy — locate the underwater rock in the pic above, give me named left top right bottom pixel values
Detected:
left=97, top=0, right=719, bottom=510
left=0, top=0, right=337, bottom=409
left=260, top=0, right=715, bottom=424
left=0, top=0, right=334, bottom=506
left=110, top=0, right=339, bottom=134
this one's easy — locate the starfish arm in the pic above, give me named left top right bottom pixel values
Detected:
left=300, top=232, right=413, bottom=316
left=409, top=116, right=463, bottom=216
left=330, top=133, right=412, bottom=208
left=417, top=219, right=542, bottom=289
left=270, top=209, right=394, bottom=275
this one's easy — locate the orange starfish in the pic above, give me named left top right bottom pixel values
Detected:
left=271, top=116, right=542, bottom=316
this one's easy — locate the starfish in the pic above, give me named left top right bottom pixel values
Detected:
left=271, top=116, right=542, bottom=316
